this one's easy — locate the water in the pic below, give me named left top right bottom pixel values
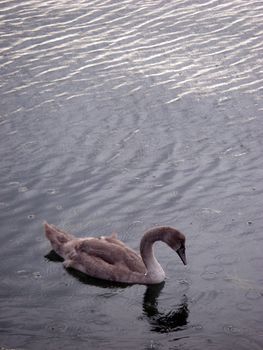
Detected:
left=1, top=0, right=263, bottom=349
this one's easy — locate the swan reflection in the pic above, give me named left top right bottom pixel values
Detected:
left=45, top=250, right=189, bottom=332
left=143, top=283, right=189, bottom=333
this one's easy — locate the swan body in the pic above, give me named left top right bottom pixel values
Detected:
left=44, top=223, right=186, bottom=285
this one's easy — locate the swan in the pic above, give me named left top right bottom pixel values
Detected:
left=44, top=222, right=187, bottom=285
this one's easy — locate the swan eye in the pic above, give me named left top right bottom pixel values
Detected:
left=176, top=244, right=183, bottom=252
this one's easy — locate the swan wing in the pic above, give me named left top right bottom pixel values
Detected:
left=101, top=234, right=128, bottom=248
left=64, top=251, right=145, bottom=283
left=73, top=238, right=146, bottom=274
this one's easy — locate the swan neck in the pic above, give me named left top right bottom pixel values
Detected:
left=140, top=228, right=165, bottom=283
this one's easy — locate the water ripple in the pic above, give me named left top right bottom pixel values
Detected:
left=1, top=0, right=262, bottom=112
left=1, top=1, right=263, bottom=350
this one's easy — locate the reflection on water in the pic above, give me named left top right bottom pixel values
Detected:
left=47, top=249, right=189, bottom=334
left=143, top=283, right=189, bottom=334
left=45, top=250, right=64, bottom=262
left=1, top=0, right=263, bottom=349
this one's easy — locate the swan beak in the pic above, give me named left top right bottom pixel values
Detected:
left=176, top=247, right=187, bottom=265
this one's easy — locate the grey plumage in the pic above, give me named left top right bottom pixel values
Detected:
left=44, top=222, right=186, bottom=285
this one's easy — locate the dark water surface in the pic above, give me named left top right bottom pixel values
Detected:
left=1, top=0, right=263, bottom=349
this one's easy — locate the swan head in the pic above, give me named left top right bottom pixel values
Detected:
left=162, top=227, right=187, bottom=265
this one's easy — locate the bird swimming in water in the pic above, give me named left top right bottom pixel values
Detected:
left=44, top=222, right=186, bottom=285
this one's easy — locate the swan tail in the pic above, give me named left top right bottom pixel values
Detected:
left=44, top=222, right=75, bottom=256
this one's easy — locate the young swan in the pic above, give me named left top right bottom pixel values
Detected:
left=44, top=223, right=186, bottom=285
